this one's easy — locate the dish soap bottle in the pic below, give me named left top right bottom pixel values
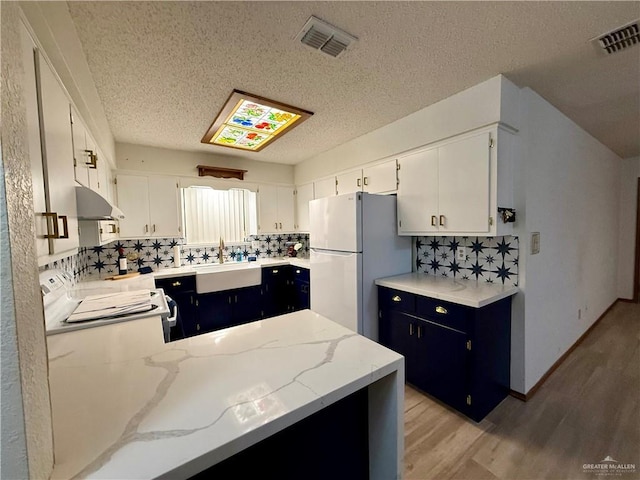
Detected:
left=118, top=248, right=127, bottom=275
left=236, top=247, right=243, bottom=262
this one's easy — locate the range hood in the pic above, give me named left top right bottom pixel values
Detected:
left=75, top=186, right=125, bottom=220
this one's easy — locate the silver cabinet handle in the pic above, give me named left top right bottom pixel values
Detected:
left=409, top=323, right=414, bottom=336
left=279, top=222, right=282, bottom=229
left=439, top=215, right=445, bottom=226
left=109, top=223, right=117, bottom=234
left=431, top=215, right=437, bottom=226
left=357, top=178, right=362, bottom=187
left=152, top=224, right=156, bottom=233
left=417, top=325, right=422, bottom=339
left=275, top=222, right=278, bottom=229
left=363, top=177, right=369, bottom=186
left=145, top=224, right=149, bottom=233
left=84, top=149, right=97, bottom=169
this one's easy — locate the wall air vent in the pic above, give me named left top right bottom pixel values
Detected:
left=295, top=16, right=357, bottom=58
left=594, top=20, right=639, bottom=55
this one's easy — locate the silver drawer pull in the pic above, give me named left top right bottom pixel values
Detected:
left=435, top=306, right=448, bottom=314
left=392, top=295, right=401, bottom=302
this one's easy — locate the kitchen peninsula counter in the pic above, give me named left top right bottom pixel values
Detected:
left=46, top=310, right=403, bottom=479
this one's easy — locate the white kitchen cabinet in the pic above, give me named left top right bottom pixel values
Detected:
left=397, top=126, right=513, bottom=236
left=71, top=109, right=114, bottom=201
left=116, top=175, right=182, bottom=238
left=21, top=22, right=49, bottom=262
left=28, top=46, right=79, bottom=263
left=336, top=170, right=363, bottom=195
left=294, top=183, right=314, bottom=232
left=313, top=177, right=336, bottom=199
left=257, top=185, right=294, bottom=233
left=71, top=107, right=96, bottom=189
left=363, top=160, right=398, bottom=194
left=78, top=220, right=119, bottom=247
left=336, top=160, right=398, bottom=196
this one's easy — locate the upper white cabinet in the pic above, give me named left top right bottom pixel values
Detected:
left=257, top=185, right=294, bottom=233
left=336, top=170, right=363, bottom=195
left=397, top=126, right=513, bottom=236
left=22, top=21, right=79, bottom=265
left=335, top=160, right=398, bottom=195
left=363, top=160, right=398, bottom=194
left=313, top=177, right=336, bottom=199
left=294, top=183, right=314, bottom=232
left=71, top=109, right=113, bottom=201
left=116, top=175, right=182, bottom=238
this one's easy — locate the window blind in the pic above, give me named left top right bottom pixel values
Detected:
left=183, top=187, right=255, bottom=244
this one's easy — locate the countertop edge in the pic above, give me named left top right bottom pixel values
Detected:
left=375, top=276, right=519, bottom=308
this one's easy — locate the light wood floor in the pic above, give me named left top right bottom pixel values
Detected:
left=403, top=301, right=640, bottom=480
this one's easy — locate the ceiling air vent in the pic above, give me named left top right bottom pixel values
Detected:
left=296, top=16, right=357, bottom=58
left=594, top=20, right=639, bottom=55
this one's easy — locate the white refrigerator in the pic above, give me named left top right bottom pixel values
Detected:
left=310, top=192, right=412, bottom=341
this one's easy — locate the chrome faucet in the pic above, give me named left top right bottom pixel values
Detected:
left=219, top=237, right=225, bottom=264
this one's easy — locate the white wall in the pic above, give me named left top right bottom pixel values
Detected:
left=116, top=142, right=294, bottom=185
left=518, top=88, right=621, bottom=393
left=20, top=2, right=116, bottom=166
left=1, top=2, right=54, bottom=477
left=617, top=156, right=639, bottom=299
left=294, top=75, right=520, bottom=184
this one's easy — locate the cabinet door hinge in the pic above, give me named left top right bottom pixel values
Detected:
left=293, top=189, right=297, bottom=195
left=399, top=220, right=402, bottom=228
left=378, top=309, right=382, bottom=319
left=396, top=162, right=401, bottom=171
left=114, top=178, right=118, bottom=185
left=466, top=340, right=472, bottom=351
left=466, top=395, right=472, bottom=406
left=489, top=216, right=494, bottom=226
left=176, top=182, right=179, bottom=188
left=489, top=136, right=495, bottom=148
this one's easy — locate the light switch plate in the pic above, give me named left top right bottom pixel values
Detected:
left=531, top=232, right=540, bottom=255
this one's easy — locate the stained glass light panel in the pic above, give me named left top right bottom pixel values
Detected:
left=202, top=91, right=313, bottom=152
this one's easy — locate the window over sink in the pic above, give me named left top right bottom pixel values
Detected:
left=182, top=187, right=257, bottom=244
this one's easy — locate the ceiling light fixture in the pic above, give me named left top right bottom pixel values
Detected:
left=201, top=90, right=313, bottom=152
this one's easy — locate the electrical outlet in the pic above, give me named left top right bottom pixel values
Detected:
left=531, top=232, right=541, bottom=255
left=456, top=247, right=466, bottom=261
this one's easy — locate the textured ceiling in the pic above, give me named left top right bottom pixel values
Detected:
left=67, top=1, right=640, bottom=164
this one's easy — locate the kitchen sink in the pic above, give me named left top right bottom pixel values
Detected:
left=194, top=262, right=261, bottom=294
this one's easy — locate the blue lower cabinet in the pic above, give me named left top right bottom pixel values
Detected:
left=378, top=286, right=511, bottom=422
left=196, top=286, right=263, bottom=333
left=262, top=266, right=294, bottom=318
left=196, top=292, right=233, bottom=334
left=293, top=279, right=310, bottom=311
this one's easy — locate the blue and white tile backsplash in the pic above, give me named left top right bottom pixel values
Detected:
left=415, top=235, right=518, bottom=286
left=39, top=233, right=310, bottom=279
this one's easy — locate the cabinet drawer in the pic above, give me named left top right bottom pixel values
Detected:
left=155, top=275, right=196, bottom=294
left=378, top=287, right=416, bottom=314
left=416, top=297, right=470, bottom=333
left=292, top=267, right=310, bottom=283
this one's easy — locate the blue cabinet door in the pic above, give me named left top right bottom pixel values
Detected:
left=262, top=266, right=293, bottom=317
left=379, top=310, right=421, bottom=385
left=232, top=286, right=262, bottom=324
left=413, top=319, right=468, bottom=413
left=294, top=279, right=310, bottom=310
left=197, top=292, right=233, bottom=334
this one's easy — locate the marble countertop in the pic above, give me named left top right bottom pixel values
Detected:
left=46, top=310, right=403, bottom=479
left=375, top=273, right=519, bottom=308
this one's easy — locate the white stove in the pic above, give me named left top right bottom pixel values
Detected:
left=41, top=270, right=171, bottom=336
